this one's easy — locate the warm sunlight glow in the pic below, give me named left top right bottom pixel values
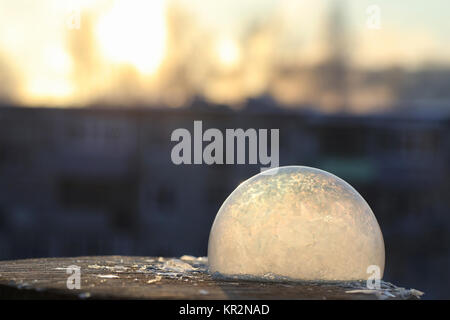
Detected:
left=95, top=0, right=167, bottom=75
left=26, top=44, right=74, bottom=105
left=27, top=76, right=75, bottom=105
left=0, top=0, right=449, bottom=109
left=216, top=37, right=240, bottom=70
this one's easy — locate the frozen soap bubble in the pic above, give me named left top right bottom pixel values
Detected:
left=208, top=166, right=385, bottom=281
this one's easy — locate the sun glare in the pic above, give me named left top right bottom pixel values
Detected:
left=25, top=44, right=74, bottom=106
left=95, top=0, right=167, bottom=75
left=216, top=37, right=240, bottom=70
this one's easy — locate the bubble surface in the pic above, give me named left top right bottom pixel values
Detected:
left=208, top=166, right=385, bottom=281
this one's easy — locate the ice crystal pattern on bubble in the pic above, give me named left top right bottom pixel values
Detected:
left=208, top=166, right=385, bottom=281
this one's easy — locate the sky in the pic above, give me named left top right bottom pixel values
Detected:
left=0, top=0, right=449, bottom=108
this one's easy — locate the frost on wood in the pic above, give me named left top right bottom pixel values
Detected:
left=208, top=166, right=385, bottom=281
left=0, top=256, right=422, bottom=299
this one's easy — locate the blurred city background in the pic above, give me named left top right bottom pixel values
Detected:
left=0, top=0, right=449, bottom=298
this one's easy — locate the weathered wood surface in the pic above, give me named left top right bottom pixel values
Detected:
left=0, top=256, right=423, bottom=300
